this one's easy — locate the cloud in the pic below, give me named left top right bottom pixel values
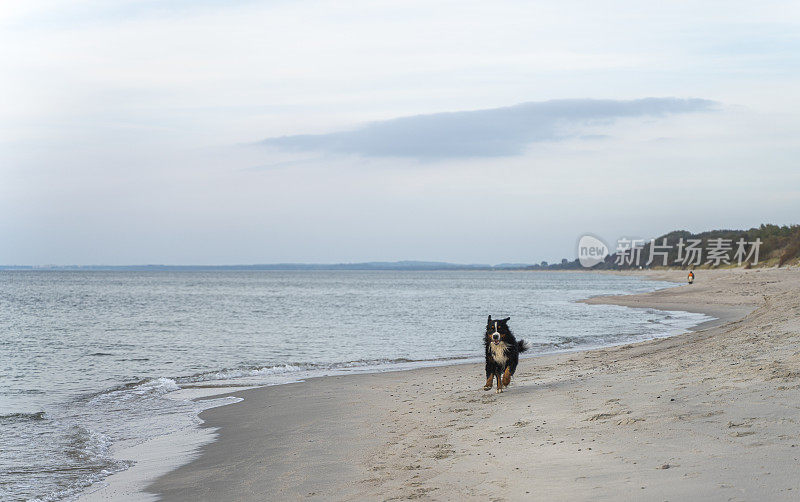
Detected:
left=3, top=0, right=258, bottom=28
left=260, top=98, right=717, bottom=160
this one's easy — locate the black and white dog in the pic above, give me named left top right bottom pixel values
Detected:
left=484, top=315, right=529, bottom=393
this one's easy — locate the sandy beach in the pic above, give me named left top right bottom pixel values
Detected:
left=122, top=268, right=800, bottom=501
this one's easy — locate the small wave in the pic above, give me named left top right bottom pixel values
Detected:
left=0, top=410, right=46, bottom=422
left=31, top=428, right=132, bottom=502
left=193, top=364, right=303, bottom=381
left=82, top=355, right=482, bottom=407
left=134, top=377, right=180, bottom=395
left=0, top=388, right=46, bottom=395
left=88, top=352, right=114, bottom=356
left=86, top=377, right=181, bottom=405
left=174, top=356, right=474, bottom=385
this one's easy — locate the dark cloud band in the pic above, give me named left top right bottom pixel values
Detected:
left=260, top=98, right=716, bottom=159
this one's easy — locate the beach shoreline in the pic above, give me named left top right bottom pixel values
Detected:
left=84, top=268, right=800, bottom=501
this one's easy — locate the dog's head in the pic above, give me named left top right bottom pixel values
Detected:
left=486, top=315, right=511, bottom=346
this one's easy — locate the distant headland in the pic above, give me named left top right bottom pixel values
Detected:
left=3, top=224, right=797, bottom=271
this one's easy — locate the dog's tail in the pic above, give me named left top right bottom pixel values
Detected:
left=517, top=339, right=530, bottom=354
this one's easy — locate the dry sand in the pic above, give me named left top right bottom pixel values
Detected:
left=143, top=268, right=800, bottom=501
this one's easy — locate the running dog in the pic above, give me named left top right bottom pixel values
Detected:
left=483, top=315, right=529, bottom=393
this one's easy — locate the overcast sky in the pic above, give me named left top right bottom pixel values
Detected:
left=2, top=0, right=799, bottom=265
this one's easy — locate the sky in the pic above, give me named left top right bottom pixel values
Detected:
left=1, top=0, right=799, bottom=265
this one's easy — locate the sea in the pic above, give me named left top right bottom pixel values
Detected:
left=0, top=270, right=712, bottom=501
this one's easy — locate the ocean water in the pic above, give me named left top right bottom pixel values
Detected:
left=0, top=270, right=711, bottom=501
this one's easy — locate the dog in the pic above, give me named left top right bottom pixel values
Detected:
left=483, top=315, right=529, bottom=393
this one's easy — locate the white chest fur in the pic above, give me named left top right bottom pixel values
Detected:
left=490, top=342, right=509, bottom=366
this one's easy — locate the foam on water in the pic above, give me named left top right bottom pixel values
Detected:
left=0, top=270, right=712, bottom=501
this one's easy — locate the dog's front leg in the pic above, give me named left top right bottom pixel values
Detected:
left=483, top=375, right=494, bottom=391
left=495, top=372, right=503, bottom=393
left=502, top=366, right=511, bottom=387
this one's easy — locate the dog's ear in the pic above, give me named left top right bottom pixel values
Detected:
left=500, top=317, right=511, bottom=322
left=487, top=315, right=492, bottom=324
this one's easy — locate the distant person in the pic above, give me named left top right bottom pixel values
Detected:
left=688, top=270, right=695, bottom=284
